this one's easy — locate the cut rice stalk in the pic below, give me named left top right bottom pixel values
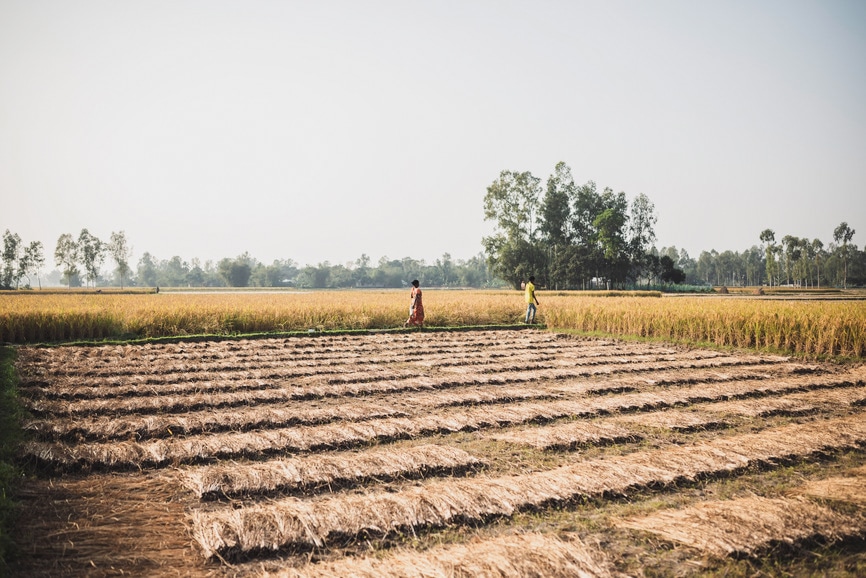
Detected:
left=264, top=532, right=617, bottom=578
left=616, top=496, right=862, bottom=557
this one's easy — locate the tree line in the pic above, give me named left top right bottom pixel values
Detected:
left=2, top=186, right=861, bottom=290
left=1, top=229, right=498, bottom=289
left=482, top=162, right=862, bottom=290
left=665, top=222, right=861, bottom=289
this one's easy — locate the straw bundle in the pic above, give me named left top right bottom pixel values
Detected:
left=704, top=398, right=817, bottom=418
left=565, top=363, right=813, bottom=393
left=266, top=532, right=616, bottom=578
left=190, top=414, right=866, bottom=559
left=799, top=474, right=866, bottom=504
left=491, top=420, right=639, bottom=449
left=10, top=475, right=196, bottom=577
left=24, top=400, right=405, bottom=441
left=182, top=444, right=483, bottom=499
left=616, top=496, right=861, bottom=557
left=614, top=410, right=726, bottom=432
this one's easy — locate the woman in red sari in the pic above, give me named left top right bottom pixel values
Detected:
left=404, top=279, right=424, bottom=327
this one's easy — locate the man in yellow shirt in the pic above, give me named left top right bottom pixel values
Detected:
left=525, top=275, right=539, bottom=324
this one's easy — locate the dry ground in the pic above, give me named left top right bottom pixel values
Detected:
left=10, top=329, right=866, bottom=577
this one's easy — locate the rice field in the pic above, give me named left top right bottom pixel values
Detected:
left=2, top=290, right=865, bottom=357
left=8, top=329, right=866, bottom=577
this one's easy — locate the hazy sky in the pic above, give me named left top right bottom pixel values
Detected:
left=2, top=0, right=864, bottom=270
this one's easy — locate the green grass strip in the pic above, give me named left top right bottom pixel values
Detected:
left=0, top=346, right=24, bottom=576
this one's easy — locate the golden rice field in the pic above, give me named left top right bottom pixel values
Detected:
left=1, top=290, right=865, bottom=357
left=8, top=329, right=866, bottom=577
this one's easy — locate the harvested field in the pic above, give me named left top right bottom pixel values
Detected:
left=9, top=329, right=866, bottom=577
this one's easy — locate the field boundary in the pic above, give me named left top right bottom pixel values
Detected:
left=0, top=346, right=24, bottom=575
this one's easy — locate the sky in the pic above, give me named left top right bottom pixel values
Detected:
left=1, top=0, right=864, bottom=271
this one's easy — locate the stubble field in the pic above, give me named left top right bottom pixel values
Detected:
left=9, top=327, right=866, bottom=577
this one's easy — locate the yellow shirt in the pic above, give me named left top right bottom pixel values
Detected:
left=525, top=281, right=536, bottom=303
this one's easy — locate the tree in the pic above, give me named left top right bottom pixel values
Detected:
left=483, top=170, right=542, bottom=242
left=1, top=230, right=21, bottom=289
left=218, top=257, right=253, bottom=287
left=77, top=229, right=105, bottom=288
left=434, top=253, right=453, bottom=286
left=759, top=229, right=776, bottom=286
left=483, top=170, right=544, bottom=287
left=833, top=222, right=856, bottom=289
left=540, top=163, right=575, bottom=290
left=780, top=235, right=799, bottom=286
left=55, top=233, right=80, bottom=288
left=19, top=241, right=45, bottom=289
left=627, top=193, right=657, bottom=283
left=137, top=252, right=158, bottom=287
left=593, top=188, right=629, bottom=287
left=659, top=255, right=685, bottom=284
left=811, top=238, right=824, bottom=288
left=540, top=162, right=574, bottom=246
left=108, top=231, right=132, bottom=288
left=163, top=256, right=191, bottom=286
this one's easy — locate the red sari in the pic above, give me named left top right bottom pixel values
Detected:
left=407, top=286, right=424, bottom=326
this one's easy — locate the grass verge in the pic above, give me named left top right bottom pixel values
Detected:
left=0, top=347, right=23, bottom=577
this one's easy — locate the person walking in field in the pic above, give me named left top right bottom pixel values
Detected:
left=405, top=279, right=424, bottom=327
left=525, top=275, right=539, bottom=324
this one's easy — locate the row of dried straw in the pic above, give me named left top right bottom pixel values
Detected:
left=15, top=332, right=590, bottom=383
left=701, top=384, right=866, bottom=417
left=492, top=420, right=640, bottom=450
left=617, top=495, right=862, bottom=557
left=490, top=383, right=865, bottom=449
left=24, top=400, right=406, bottom=441
left=21, top=350, right=784, bottom=407
left=181, top=444, right=483, bottom=500
left=24, top=371, right=866, bottom=469
left=612, top=409, right=726, bottom=432
left=12, top=332, right=605, bottom=377
left=265, top=531, right=616, bottom=578
left=22, top=401, right=599, bottom=470
left=190, top=413, right=866, bottom=558
left=14, top=330, right=568, bottom=370
left=798, top=465, right=866, bottom=504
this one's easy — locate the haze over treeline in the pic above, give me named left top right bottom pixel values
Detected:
left=3, top=164, right=863, bottom=290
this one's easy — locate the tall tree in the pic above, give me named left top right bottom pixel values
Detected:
left=759, top=229, right=776, bottom=286
left=811, top=238, right=824, bottom=288
left=108, top=231, right=132, bottom=288
left=540, top=163, right=575, bottom=289
left=218, top=256, right=253, bottom=287
left=483, top=170, right=542, bottom=241
left=77, top=229, right=105, bottom=288
left=137, top=252, right=158, bottom=287
left=435, top=253, right=454, bottom=286
left=593, top=188, right=629, bottom=286
left=833, top=222, right=856, bottom=289
left=780, top=235, right=799, bottom=286
left=19, top=241, right=45, bottom=289
left=540, top=162, right=574, bottom=246
left=483, top=170, right=544, bottom=288
left=627, top=193, right=657, bottom=283
left=1, top=230, right=21, bottom=289
left=55, top=233, right=80, bottom=288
